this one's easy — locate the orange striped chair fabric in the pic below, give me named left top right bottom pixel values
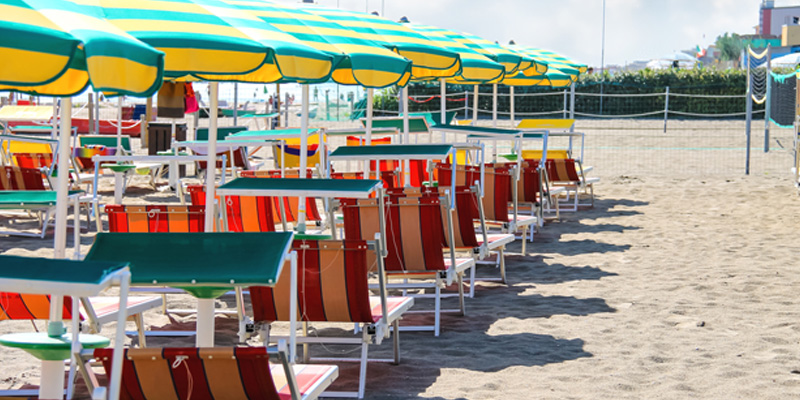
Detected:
left=13, top=153, right=53, bottom=169
left=251, top=239, right=378, bottom=324
left=386, top=186, right=481, bottom=249
left=0, top=166, right=47, bottom=190
left=185, top=185, right=276, bottom=232
left=238, top=170, right=322, bottom=223
left=341, top=197, right=449, bottom=275
left=105, top=205, right=205, bottom=233
left=0, top=293, right=73, bottom=320
left=545, top=158, right=581, bottom=182
left=93, top=347, right=334, bottom=400
left=435, top=163, right=512, bottom=223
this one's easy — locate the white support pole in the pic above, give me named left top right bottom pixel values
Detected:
left=402, top=87, right=410, bottom=186
left=492, top=84, right=498, bottom=128
left=203, top=82, right=219, bottom=232
left=51, top=101, right=58, bottom=140
left=233, top=82, right=239, bottom=126
left=663, top=86, right=670, bottom=133
left=473, top=85, right=479, bottom=123
left=510, top=86, right=515, bottom=127
left=196, top=298, right=216, bottom=347
left=55, top=98, right=71, bottom=259
left=116, top=96, right=123, bottom=153
left=289, top=251, right=298, bottom=363
left=569, top=83, right=576, bottom=120
left=745, top=48, right=752, bottom=175
left=297, top=84, right=310, bottom=233
left=365, top=88, right=374, bottom=178
left=765, top=45, right=772, bottom=153
left=440, top=78, right=446, bottom=141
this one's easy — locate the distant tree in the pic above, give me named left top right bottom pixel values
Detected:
left=715, top=33, right=743, bottom=61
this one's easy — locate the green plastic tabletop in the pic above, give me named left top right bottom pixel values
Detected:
left=9, top=125, right=54, bottom=132
left=293, top=234, right=333, bottom=240
left=437, top=125, right=524, bottom=136
left=217, top=177, right=380, bottom=199
left=329, top=144, right=453, bottom=160
left=0, top=332, right=109, bottom=361
left=0, top=254, right=128, bottom=297
left=229, top=128, right=321, bottom=140
left=0, top=190, right=84, bottom=207
left=85, top=232, right=293, bottom=299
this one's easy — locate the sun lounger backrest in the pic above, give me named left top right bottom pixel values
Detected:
left=437, top=163, right=511, bottom=222
left=105, top=205, right=205, bottom=233
left=73, top=145, right=117, bottom=171
left=251, top=239, right=376, bottom=324
left=195, top=126, right=247, bottom=141
left=93, top=347, right=283, bottom=400
left=345, top=135, right=398, bottom=173
left=331, top=170, right=397, bottom=192
left=387, top=186, right=480, bottom=249
left=0, top=292, right=74, bottom=320
left=341, top=197, right=448, bottom=274
left=185, top=185, right=276, bottom=232
left=0, top=166, right=47, bottom=190
left=238, top=170, right=322, bottom=223
left=79, top=135, right=132, bottom=152
left=546, top=159, right=581, bottom=182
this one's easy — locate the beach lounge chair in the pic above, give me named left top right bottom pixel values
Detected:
left=239, top=169, right=323, bottom=226
left=0, top=136, right=55, bottom=170
left=436, top=163, right=537, bottom=252
left=341, top=196, right=475, bottom=337
left=387, top=186, right=514, bottom=297
left=77, top=135, right=161, bottom=195
left=88, top=344, right=337, bottom=400
left=545, top=158, right=599, bottom=211
left=105, top=205, right=206, bottom=233
left=251, top=239, right=414, bottom=399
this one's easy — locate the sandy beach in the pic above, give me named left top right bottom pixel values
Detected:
left=1, top=118, right=800, bottom=399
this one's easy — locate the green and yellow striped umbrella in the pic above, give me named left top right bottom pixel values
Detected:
left=298, top=6, right=462, bottom=80
left=502, top=67, right=576, bottom=88
left=0, top=0, right=164, bottom=97
left=99, top=0, right=335, bottom=84
left=404, top=23, right=505, bottom=84
left=226, top=0, right=412, bottom=88
left=510, top=45, right=586, bottom=78
left=439, top=28, right=546, bottom=77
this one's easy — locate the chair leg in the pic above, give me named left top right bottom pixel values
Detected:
left=134, top=313, right=147, bottom=348
left=468, top=261, right=476, bottom=299
left=499, top=248, right=506, bottom=284
left=302, top=322, right=310, bottom=363
left=357, top=342, right=369, bottom=399
left=434, top=284, right=441, bottom=337
left=392, top=319, right=400, bottom=365
left=457, top=273, right=465, bottom=317
left=521, top=226, right=527, bottom=254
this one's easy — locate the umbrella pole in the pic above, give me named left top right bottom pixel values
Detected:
left=510, top=86, right=515, bottom=127
left=492, top=84, right=498, bottom=128
left=116, top=96, right=123, bottom=153
left=402, top=87, right=410, bottom=187
left=55, top=97, right=71, bottom=259
left=472, top=85, right=479, bottom=124
left=440, top=78, right=446, bottom=141
left=297, top=84, right=310, bottom=233
left=203, top=83, right=219, bottom=234
left=365, top=88, right=374, bottom=178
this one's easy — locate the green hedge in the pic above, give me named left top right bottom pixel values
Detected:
left=373, top=69, right=779, bottom=119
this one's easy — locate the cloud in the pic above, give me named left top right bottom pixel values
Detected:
left=300, top=0, right=759, bottom=67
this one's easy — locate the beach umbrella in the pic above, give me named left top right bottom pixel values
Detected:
left=297, top=5, right=462, bottom=148
left=225, top=0, right=414, bottom=225
left=0, top=2, right=165, bottom=399
left=510, top=45, right=586, bottom=77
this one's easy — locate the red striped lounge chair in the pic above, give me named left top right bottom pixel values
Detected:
left=90, top=345, right=338, bottom=400
left=387, top=186, right=515, bottom=297
left=545, top=158, right=599, bottom=211
left=341, top=196, right=474, bottom=337
left=185, top=185, right=277, bottom=232
left=239, top=169, right=323, bottom=226
left=436, top=163, right=537, bottom=252
left=250, top=239, right=414, bottom=399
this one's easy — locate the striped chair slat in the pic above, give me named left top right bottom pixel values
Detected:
left=238, top=170, right=323, bottom=222
left=251, top=239, right=374, bottom=324
left=13, top=152, right=53, bottom=169
left=186, top=185, right=275, bottom=232
left=0, top=166, right=47, bottom=190
left=105, top=205, right=206, bottom=233
left=93, top=347, right=284, bottom=400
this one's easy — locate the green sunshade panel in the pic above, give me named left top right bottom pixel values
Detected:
left=0, top=0, right=164, bottom=97
left=0, top=190, right=83, bottom=207
left=99, top=0, right=335, bottom=84
left=86, top=232, right=293, bottom=289
left=0, top=254, right=128, bottom=297
left=217, top=177, right=381, bottom=198
left=359, top=116, right=429, bottom=133
left=403, top=23, right=505, bottom=84
left=225, top=0, right=412, bottom=88
left=299, top=6, right=462, bottom=80
left=229, top=128, right=321, bottom=140
left=329, top=144, right=453, bottom=160
left=439, top=125, right=523, bottom=136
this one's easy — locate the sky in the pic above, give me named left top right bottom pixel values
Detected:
left=302, top=0, right=788, bottom=68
